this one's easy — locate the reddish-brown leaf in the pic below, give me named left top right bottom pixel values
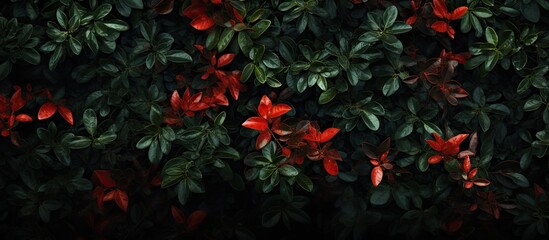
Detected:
left=269, top=104, right=292, bottom=118
left=10, top=87, right=26, bottom=112
left=255, top=130, right=271, bottom=149
left=432, top=0, right=449, bottom=19
left=371, top=166, right=383, bottom=187
left=190, top=15, right=215, bottom=30
left=103, top=190, right=115, bottom=201
left=182, top=1, right=206, bottom=19
left=170, top=90, right=181, bottom=111
left=94, top=170, right=117, bottom=188
left=464, top=181, right=473, bottom=189
left=186, top=210, right=207, bottom=232
left=217, top=53, right=236, bottom=68
left=473, top=178, right=490, bottom=187
left=171, top=205, right=186, bottom=224
left=463, top=155, right=471, bottom=173
left=428, top=154, right=444, bottom=164
left=468, top=168, right=478, bottom=179
left=319, top=128, right=339, bottom=143
left=114, top=190, right=129, bottom=212
left=38, top=102, right=57, bottom=120
left=406, top=15, right=417, bottom=25
left=258, top=95, right=272, bottom=119
left=431, top=21, right=448, bottom=33
left=15, top=114, right=32, bottom=122
left=450, top=6, right=468, bottom=20
left=152, top=0, right=174, bottom=15
left=323, top=157, right=338, bottom=176
left=58, top=105, right=74, bottom=125
left=242, top=117, right=268, bottom=131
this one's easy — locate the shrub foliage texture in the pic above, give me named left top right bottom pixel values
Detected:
left=1, top=0, right=549, bottom=239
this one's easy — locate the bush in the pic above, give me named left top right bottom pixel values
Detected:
left=1, top=0, right=549, bottom=239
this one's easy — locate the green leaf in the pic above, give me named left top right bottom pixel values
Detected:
left=473, top=7, right=493, bottom=18
left=370, top=184, right=391, bottom=205
left=56, top=10, right=68, bottom=29
left=478, top=111, right=490, bottom=132
left=214, top=111, right=226, bottom=126
left=485, top=27, right=498, bottom=45
left=506, top=172, right=530, bottom=187
left=83, top=109, right=97, bottom=135
left=382, top=76, right=399, bottom=96
left=296, top=173, right=313, bottom=192
left=395, top=122, right=413, bottom=139
left=94, top=4, right=112, bottom=19
left=166, top=51, right=192, bottom=63
left=382, top=6, right=398, bottom=28
left=241, top=63, right=254, bottom=82
left=103, top=19, right=129, bottom=31
left=319, top=87, right=337, bottom=104
left=360, top=111, right=380, bottom=131
left=136, top=135, right=153, bottom=149
left=68, top=38, right=82, bottom=55
left=279, top=165, right=299, bottom=177
left=521, top=1, right=540, bottom=23
left=254, top=65, right=267, bottom=83
left=389, top=22, right=412, bottom=34
left=250, top=19, right=271, bottom=39
left=123, top=0, right=143, bottom=9
left=417, top=153, right=430, bottom=172
left=148, top=138, right=162, bottom=163
left=19, top=48, right=40, bottom=65
left=524, top=96, right=542, bottom=111
left=217, top=28, right=235, bottom=52
left=262, top=211, right=281, bottom=227
left=238, top=32, right=253, bottom=56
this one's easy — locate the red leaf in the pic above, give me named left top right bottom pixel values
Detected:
left=58, top=105, right=74, bottom=125
left=432, top=0, right=449, bottom=19
left=323, top=157, right=338, bottom=176
left=171, top=205, right=186, bottom=224
left=473, top=178, right=490, bottom=187
left=94, top=170, right=117, bottom=188
left=431, top=21, right=448, bottom=33
left=428, top=154, right=444, bottom=164
left=153, top=0, right=174, bottom=14
left=210, top=0, right=222, bottom=4
left=183, top=1, right=206, bottom=19
left=464, top=181, right=473, bottom=189
left=114, top=190, right=129, bottom=212
left=426, top=133, right=444, bottom=151
left=258, top=95, right=272, bottom=119
left=242, top=117, right=268, bottom=131
left=406, top=15, right=417, bottom=25
left=103, top=191, right=115, bottom=201
left=170, top=90, right=181, bottom=111
left=217, top=53, right=236, bottom=68
left=93, top=186, right=105, bottom=210
left=319, top=128, right=339, bottom=143
left=371, top=166, right=383, bottom=187
left=255, top=130, right=271, bottom=149
left=450, top=6, right=468, bottom=20
left=186, top=210, right=207, bottom=232
left=463, top=155, right=471, bottom=173
left=190, top=15, right=215, bottom=30
left=446, top=134, right=469, bottom=155
left=444, top=219, right=463, bottom=233
left=15, top=114, right=32, bottom=122
left=468, top=168, right=478, bottom=179
left=10, top=87, right=26, bottom=112
left=38, top=102, right=57, bottom=120
left=269, top=104, right=292, bottom=118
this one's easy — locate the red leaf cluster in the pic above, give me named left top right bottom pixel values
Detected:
left=241, top=95, right=292, bottom=149
left=182, top=0, right=243, bottom=31
left=404, top=50, right=470, bottom=106
left=430, top=0, right=468, bottom=38
left=92, top=170, right=129, bottom=212
left=425, top=132, right=469, bottom=164
left=0, top=86, right=32, bottom=138
left=363, top=138, right=395, bottom=187
left=171, top=206, right=208, bottom=233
